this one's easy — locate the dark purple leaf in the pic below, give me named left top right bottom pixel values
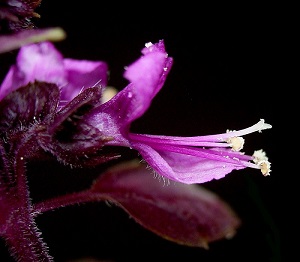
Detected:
left=0, top=80, right=60, bottom=134
left=91, top=160, right=241, bottom=248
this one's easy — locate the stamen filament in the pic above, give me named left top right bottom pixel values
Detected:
left=130, top=133, right=231, bottom=148
left=148, top=143, right=259, bottom=169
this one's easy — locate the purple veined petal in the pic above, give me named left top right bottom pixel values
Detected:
left=92, top=160, right=241, bottom=248
left=131, top=142, right=246, bottom=184
left=85, top=84, right=136, bottom=146
left=60, top=58, right=108, bottom=104
left=0, top=40, right=108, bottom=105
left=0, top=41, right=66, bottom=101
left=123, top=40, right=173, bottom=125
left=86, top=40, right=173, bottom=142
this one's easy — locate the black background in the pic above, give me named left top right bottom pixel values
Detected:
left=0, top=2, right=283, bottom=262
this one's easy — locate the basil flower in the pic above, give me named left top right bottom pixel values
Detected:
left=84, top=40, right=272, bottom=184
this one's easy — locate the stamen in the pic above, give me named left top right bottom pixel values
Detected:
left=259, top=161, right=271, bottom=176
left=252, top=149, right=268, bottom=163
left=149, top=143, right=257, bottom=169
left=129, top=133, right=232, bottom=148
left=127, top=120, right=272, bottom=175
left=226, top=136, right=244, bottom=151
left=252, top=149, right=271, bottom=176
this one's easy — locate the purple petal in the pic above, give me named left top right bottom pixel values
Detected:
left=132, top=142, right=246, bottom=184
left=123, top=40, right=173, bottom=124
left=0, top=41, right=65, bottom=100
left=86, top=40, right=173, bottom=142
left=60, top=58, right=108, bottom=103
left=0, top=41, right=108, bottom=103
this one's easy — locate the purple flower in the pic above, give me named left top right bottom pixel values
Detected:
left=84, top=40, right=272, bottom=184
